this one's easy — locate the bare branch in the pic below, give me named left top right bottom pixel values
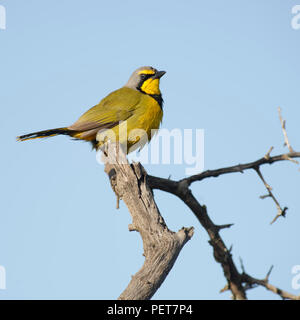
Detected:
left=238, top=260, right=298, bottom=300
left=147, top=176, right=247, bottom=300
left=104, top=108, right=299, bottom=299
left=147, top=150, right=300, bottom=224
left=147, top=146, right=300, bottom=298
left=269, top=207, right=288, bottom=225
left=254, top=167, right=288, bottom=224
left=145, top=108, right=299, bottom=299
left=180, top=151, right=300, bottom=186
left=278, top=107, right=295, bottom=153
left=241, top=270, right=300, bottom=300
left=103, top=143, right=194, bottom=300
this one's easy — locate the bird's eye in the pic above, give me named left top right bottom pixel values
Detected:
left=140, top=74, right=147, bottom=80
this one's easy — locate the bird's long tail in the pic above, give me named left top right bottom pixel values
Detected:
left=17, top=127, right=74, bottom=141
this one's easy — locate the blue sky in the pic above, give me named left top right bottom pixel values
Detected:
left=0, top=0, right=300, bottom=299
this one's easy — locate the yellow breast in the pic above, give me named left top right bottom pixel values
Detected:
left=97, top=94, right=163, bottom=153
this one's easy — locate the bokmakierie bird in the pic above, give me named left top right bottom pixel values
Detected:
left=17, top=66, right=166, bottom=153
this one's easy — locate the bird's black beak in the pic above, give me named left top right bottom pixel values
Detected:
left=152, top=70, right=166, bottom=79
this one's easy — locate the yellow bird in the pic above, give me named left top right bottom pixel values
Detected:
left=17, top=66, right=166, bottom=153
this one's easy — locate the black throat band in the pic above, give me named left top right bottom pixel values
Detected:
left=138, top=88, right=163, bottom=110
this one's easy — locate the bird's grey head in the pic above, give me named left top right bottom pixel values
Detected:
left=124, top=66, right=166, bottom=91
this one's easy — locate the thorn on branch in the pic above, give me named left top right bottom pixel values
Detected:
left=216, top=223, right=234, bottom=231
left=220, top=284, right=229, bottom=293
left=264, top=265, right=274, bottom=282
left=239, top=257, right=246, bottom=274
left=237, top=164, right=244, bottom=174
left=264, top=146, right=274, bottom=160
left=259, top=194, right=270, bottom=200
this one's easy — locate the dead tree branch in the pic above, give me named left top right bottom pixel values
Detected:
left=242, top=273, right=300, bottom=300
left=278, top=107, right=295, bottom=153
left=103, top=109, right=299, bottom=299
left=147, top=175, right=247, bottom=299
left=239, top=261, right=300, bottom=300
left=147, top=147, right=300, bottom=299
left=179, top=151, right=300, bottom=186
left=102, top=144, right=194, bottom=300
left=255, top=167, right=288, bottom=224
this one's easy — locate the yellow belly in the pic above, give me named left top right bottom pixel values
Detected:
left=97, top=95, right=163, bottom=153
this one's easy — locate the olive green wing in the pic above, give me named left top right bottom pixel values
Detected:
left=69, top=87, right=141, bottom=131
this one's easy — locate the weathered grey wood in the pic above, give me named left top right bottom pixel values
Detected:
left=102, top=144, right=194, bottom=300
